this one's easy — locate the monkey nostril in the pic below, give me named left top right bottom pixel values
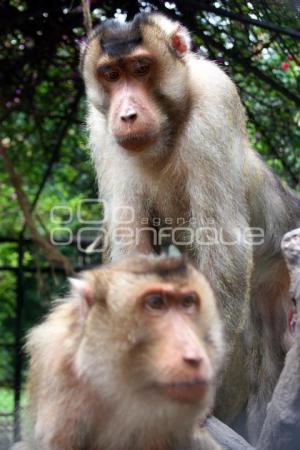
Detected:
left=183, top=355, right=202, bottom=368
left=120, top=111, right=138, bottom=123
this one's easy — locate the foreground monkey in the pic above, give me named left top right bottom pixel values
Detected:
left=17, top=255, right=224, bottom=450
left=81, top=12, right=300, bottom=439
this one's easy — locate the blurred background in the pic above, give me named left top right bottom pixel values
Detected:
left=0, top=0, right=299, bottom=447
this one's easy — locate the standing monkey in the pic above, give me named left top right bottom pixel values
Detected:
left=19, top=255, right=224, bottom=450
left=81, top=12, right=300, bottom=441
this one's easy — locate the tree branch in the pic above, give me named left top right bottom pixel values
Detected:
left=196, top=29, right=300, bottom=106
left=27, top=89, right=82, bottom=217
left=185, top=0, right=300, bottom=39
left=206, top=417, right=254, bottom=450
left=81, top=0, right=92, bottom=34
left=0, top=143, right=73, bottom=274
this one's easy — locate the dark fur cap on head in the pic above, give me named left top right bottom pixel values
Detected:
left=95, top=13, right=151, bottom=57
left=81, top=12, right=151, bottom=61
left=80, top=12, right=191, bottom=70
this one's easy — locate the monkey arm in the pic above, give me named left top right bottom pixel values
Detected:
left=104, top=195, right=154, bottom=261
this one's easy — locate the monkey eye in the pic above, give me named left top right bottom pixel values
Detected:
left=132, top=58, right=152, bottom=76
left=97, top=64, right=120, bottom=82
left=103, top=70, right=120, bottom=82
left=180, top=293, right=199, bottom=312
left=144, top=292, right=167, bottom=313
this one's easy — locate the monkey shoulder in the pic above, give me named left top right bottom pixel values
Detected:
left=186, top=56, right=246, bottom=135
left=188, top=57, right=240, bottom=101
left=26, top=301, right=82, bottom=375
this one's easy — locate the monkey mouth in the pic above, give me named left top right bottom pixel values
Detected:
left=159, top=379, right=209, bottom=403
left=115, top=130, right=158, bottom=151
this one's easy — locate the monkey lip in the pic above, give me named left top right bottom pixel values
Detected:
left=159, top=379, right=208, bottom=403
left=115, top=130, right=158, bottom=151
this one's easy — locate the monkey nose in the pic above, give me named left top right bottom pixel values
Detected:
left=120, top=107, right=137, bottom=123
left=182, top=353, right=202, bottom=368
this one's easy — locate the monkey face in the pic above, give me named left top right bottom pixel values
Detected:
left=74, top=256, right=224, bottom=410
left=133, top=283, right=215, bottom=404
left=96, top=49, right=161, bottom=152
left=81, top=13, right=192, bottom=154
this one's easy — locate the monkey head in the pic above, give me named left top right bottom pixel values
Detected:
left=81, top=13, right=192, bottom=154
left=71, top=254, right=225, bottom=418
left=25, top=255, right=224, bottom=450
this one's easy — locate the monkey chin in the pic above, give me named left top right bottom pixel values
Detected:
left=159, top=379, right=209, bottom=404
left=115, top=130, right=159, bottom=152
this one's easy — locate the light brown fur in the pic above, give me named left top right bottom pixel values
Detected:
left=21, top=255, right=224, bottom=450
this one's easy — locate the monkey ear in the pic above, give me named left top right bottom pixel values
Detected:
left=149, top=14, right=191, bottom=56
left=171, top=24, right=191, bottom=56
left=69, top=277, right=94, bottom=319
